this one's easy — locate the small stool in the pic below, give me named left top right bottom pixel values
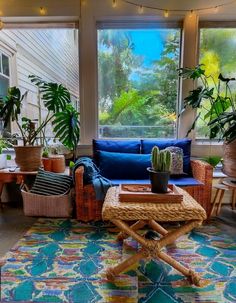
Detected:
left=210, top=178, right=236, bottom=217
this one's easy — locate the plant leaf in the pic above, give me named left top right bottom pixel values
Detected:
left=52, top=104, right=80, bottom=150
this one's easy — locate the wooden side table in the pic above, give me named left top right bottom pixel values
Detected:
left=102, top=186, right=207, bottom=286
left=0, top=168, right=37, bottom=209
left=210, top=178, right=236, bottom=217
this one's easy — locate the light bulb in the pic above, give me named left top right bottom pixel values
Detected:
left=39, top=7, right=47, bottom=16
left=189, top=10, right=194, bottom=17
left=164, top=10, right=169, bottom=18
left=112, top=0, right=117, bottom=8
left=138, top=5, right=144, bottom=14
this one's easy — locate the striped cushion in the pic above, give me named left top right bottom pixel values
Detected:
left=30, top=169, right=72, bottom=196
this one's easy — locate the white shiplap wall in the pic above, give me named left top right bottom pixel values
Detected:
left=0, top=28, right=79, bottom=135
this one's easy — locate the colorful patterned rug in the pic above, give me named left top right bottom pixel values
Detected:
left=0, top=218, right=236, bottom=303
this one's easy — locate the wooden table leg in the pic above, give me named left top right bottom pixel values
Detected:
left=106, top=249, right=146, bottom=281
left=112, top=219, right=148, bottom=247
left=157, top=220, right=202, bottom=249
left=0, top=182, right=5, bottom=210
left=148, top=220, right=168, bottom=236
left=210, top=188, right=220, bottom=217
left=157, top=251, right=201, bottom=286
left=117, top=220, right=146, bottom=241
left=216, top=189, right=225, bottom=215
left=231, top=189, right=236, bottom=210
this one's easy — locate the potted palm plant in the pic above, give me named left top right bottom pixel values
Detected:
left=179, top=65, right=236, bottom=178
left=147, top=146, right=172, bottom=193
left=0, top=76, right=80, bottom=171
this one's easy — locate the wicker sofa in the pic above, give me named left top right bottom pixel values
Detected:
left=75, top=139, right=213, bottom=221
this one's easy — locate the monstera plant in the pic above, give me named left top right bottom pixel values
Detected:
left=0, top=75, right=80, bottom=171
left=179, top=65, right=236, bottom=177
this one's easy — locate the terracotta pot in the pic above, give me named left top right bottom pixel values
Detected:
left=42, top=158, right=52, bottom=172
left=14, top=145, right=42, bottom=171
left=51, top=155, right=65, bottom=173
left=223, top=139, right=236, bottom=178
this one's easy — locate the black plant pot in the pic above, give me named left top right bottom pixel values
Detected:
left=147, top=167, right=170, bottom=193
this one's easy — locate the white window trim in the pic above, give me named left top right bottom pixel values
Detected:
left=0, top=39, right=17, bottom=87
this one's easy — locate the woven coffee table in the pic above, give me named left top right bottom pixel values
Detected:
left=102, top=186, right=207, bottom=286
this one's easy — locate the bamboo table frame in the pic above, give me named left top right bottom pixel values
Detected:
left=102, top=186, right=207, bottom=287
left=0, top=167, right=37, bottom=209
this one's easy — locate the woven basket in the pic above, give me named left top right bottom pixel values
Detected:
left=14, top=145, right=42, bottom=171
left=22, top=189, right=73, bottom=217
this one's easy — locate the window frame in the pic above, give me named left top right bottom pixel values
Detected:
left=96, top=21, right=183, bottom=140
left=195, top=21, right=236, bottom=143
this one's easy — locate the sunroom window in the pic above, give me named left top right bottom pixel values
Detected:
left=97, top=24, right=181, bottom=139
left=197, top=27, right=236, bottom=139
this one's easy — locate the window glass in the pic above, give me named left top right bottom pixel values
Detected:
left=197, top=28, right=236, bottom=139
left=0, top=74, right=9, bottom=97
left=97, top=28, right=181, bottom=138
left=2, top=54, right=9, bottom=76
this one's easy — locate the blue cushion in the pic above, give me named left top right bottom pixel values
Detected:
left=93, top=139, right=141, bottom=153
left=141, top=139, right=192, bottom=174
left=93, top=139, right=141, bottom=166
left=110, top=178, right=203, bottom=186
left=98, top=151, right=151, bottom=179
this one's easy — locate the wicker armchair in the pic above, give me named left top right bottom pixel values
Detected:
left=75, top=160, right=213, bottom=222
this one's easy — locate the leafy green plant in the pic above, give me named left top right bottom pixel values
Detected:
left=0, top=137, right=10, bottom=154
left=201, top=156, right=222, bottom=168
left=179, top=65, right=236, bottom=143
left=0, top=76, right=80, bottom=151
left=69, top=161, right=75, bottom=169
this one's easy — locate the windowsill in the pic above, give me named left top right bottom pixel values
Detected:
left=193, top=140, right=223, bottom=146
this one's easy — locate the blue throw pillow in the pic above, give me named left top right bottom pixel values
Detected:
left=141, top=139, right=192, bottom=174
left=98, top=151, right=151, bottom=179
left=93, top=139, right=141, bottom=166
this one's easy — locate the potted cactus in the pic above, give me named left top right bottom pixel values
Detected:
left=147, top=146, right=172, bottom=193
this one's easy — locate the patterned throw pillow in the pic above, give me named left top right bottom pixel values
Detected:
left=30, top=169, right=72, bottom=196
left=165, top=146, right=184, bottom=175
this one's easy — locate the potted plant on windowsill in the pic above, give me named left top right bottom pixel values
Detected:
left=179, top=65, right=236, bottom=178
left=147, top=146, right=172, bottom=193
left=0, top=76, right=80, bottom=171
left=0, top=137, right=11, bottom=169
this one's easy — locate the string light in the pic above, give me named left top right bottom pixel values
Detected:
left=39, top=7, right=47, bottom=16
left=138, top=5, right=144, bottom=14
left=0, top=20, right=4, bottom=30
left=117, top=0, right=236, bottom=16
left=112, top=0, right=117, bottom=8
left=164, top=10, right=169, bottom=18
left=189, top=10, right=194, bottom=17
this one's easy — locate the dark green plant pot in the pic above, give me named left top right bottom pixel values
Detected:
left=147, top=167, right=170, bottom=193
